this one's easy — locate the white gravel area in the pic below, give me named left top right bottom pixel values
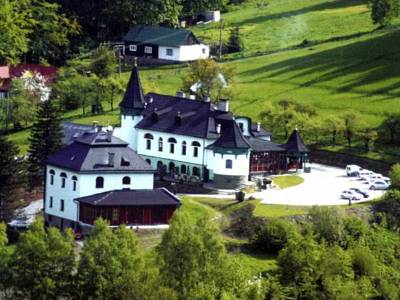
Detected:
left=258, top=163, right=386, bottom=206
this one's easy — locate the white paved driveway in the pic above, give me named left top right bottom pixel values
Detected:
left=258, top=164, right=386, bottom=206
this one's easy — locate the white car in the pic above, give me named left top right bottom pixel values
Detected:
left=366, top=174, right=391, bottom=185
left=346, top=165, right=362, bottom=176
left=340, top=190, right=362, bottom=201
left=369, top=180, right=390, bottom=190
left=358, top=170, right=374, bottom=181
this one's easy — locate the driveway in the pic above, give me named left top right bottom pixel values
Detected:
left=258, top=163, right=386, bottom=206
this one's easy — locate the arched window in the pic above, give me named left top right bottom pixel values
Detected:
left=158, top=138, right=163, bottom=152
left=145, top=133, right=153, bottom=150
left=60, top=172, right=67, bottom=188
left=122, top=176, right=131, bottom=185
left=72, top=176, right=78, bottom=191
left=168, top=138, right=177, bottom=154
left=49, top=169, right=55, bottom=185
left=181, top=165, right=187, bottom=174
left=226, top=159, right=233, bottom=169
left=182, top=141, right=187, bottom=156
left=96, top=176, right=104, bottom=188
left=192, top=167, right=200, bottom=176
left=192, top=141, right=201, bottom=158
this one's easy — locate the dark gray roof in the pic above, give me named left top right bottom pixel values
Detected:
left=285, top=130, right=309, bottom=153
left=47, top=131, right=154, bottom=173
left=124, top=25, right=199, bottom=47
left=75, top=188, right=181, bottom=206
left=208, top=117, right=251, bottom=149
left=251, top=124, right=272, bottom=138
left=62, top=122, right=92, bottom=145
left=119, top=66, right=146, bottom=112
left=137, top=93, right=226, bottom=139
left=247, top=137, right=286, bottom=152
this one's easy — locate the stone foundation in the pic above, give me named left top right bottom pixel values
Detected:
left=213, top=174, right=247, bottom=190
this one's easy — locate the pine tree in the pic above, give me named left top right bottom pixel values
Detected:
left=0, top=135, right=20, bottom=222
left=27, top=100, right=63, bottom=188
left=227, top=26, right=244, bottom=54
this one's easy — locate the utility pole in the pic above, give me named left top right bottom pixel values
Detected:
left=218, top=18, right=223, bottom=60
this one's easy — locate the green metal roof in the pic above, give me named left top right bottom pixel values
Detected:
left=124, top=25, right=199, bottom=47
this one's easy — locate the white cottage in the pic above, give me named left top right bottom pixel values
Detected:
left=124, top=25, right=209, bottom=62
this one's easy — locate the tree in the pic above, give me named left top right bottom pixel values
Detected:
left=27, top=0, right=80, bottom=64
left=157, top=212, right=246, bottom=299
left=27, top=99, right=63, bottom=188
left=90, top=45, right=117, bottom=78
left=76, top=219, right=145, bottom=299
left=11, top=220, right=76, bottom=299
left=309, top=206, right=344, bottom=245
left=389, top=163, right=400, bottom=189
left=226, top=26, right=244, bottom=53
left=323, top=116, right=344, bottom=146
left=343, top=111, right=360, bottom=149
left=0, top=136, right=20, bottom=222
left=0, top=0, right=32, bottom=64
left=370, top=0, right=399, bottom=26
left=0, top=222, right=13, bottom=297
left=358, top=127, right=378, bottom=152
left=382, top=112, right=400, bottom=144
left=6, top=78, right=36, bottom=130
left=105, top=76, right=124, bottom=111
left=182, top=59, right=235, bottom=101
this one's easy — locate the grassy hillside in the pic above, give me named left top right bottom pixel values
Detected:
left=192, top=0, right=388, bottom=58
left=7, top=0, right=400, bottom=163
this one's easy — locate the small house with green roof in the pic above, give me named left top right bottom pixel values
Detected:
left=123, top=25, right=209, bottom=62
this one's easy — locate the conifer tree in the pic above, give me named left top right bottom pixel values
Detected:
left=0, top=135, right=20, bottom=222
left=27, top=99, right=63, bottom=188
left=227, top=26, right=244, bottom=53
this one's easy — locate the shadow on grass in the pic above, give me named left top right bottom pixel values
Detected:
left=233, top=0, right=367, bottom=27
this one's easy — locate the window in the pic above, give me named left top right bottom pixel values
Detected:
left=192, top=141, right=201, bottom=158
left=60, top=173, right=67, bottom=188
left=166, top=48, right=173, bottom=56
left=60, top=199, right=64, bottom=212
left=72, top=176, right=77, bottom=191
left=226, top=159, right=233, bottom=169
left=238, top=123, right=244, bottom=132
left=158, top=138, right=163, bottom=152
left=144, top=46, right=152, bottom=54
left=49, top=196, right=53, bottom=208
left=202, top=48, right=206, bottom=54
left=49, top=169, right=55, bottom=185
left=168, top=138, right=177, bottom=154
left=129, top=44, right=137, bottom=52
left=181, top=165, right=187, bottom=174
left=182, top=141, right=187, bottom=155
left=112, top=208, right=119, bottom=222
left=96, top=176, right=104, bottom=188
left=193, top=167, right=200, bottom=176
left=122, top=176, right=131, bottom=185
left=145, top=133, right=153, bottom=150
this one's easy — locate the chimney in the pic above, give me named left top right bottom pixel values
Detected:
left=216, top=123, right=221, bottom=134
left=108, top=152, right=115, bottom=167
left=148, top=96, right=153, bottom=103
left=203, top=95, right=211, bottom=102
left=256, top=122, right=261, bottom=132
left=218, top=99, right=229, bottom=112
left=176, top=91, right=185, bottom=98
left=189, top=94, right=196, bottom=100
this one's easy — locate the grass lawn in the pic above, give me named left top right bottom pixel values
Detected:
left=272, top=175, right=304, bottom=189
left=231, top=252, right=278, bottom=275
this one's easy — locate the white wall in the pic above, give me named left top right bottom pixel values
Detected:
left=158, top=46, right=180, bottom=61
left=205, top=149, right=250, bottom=177
left=45, top=165, right=154, bottom=222
left=235, top=117, right=251, bottom=136
left=116, top=114, right=143, bottom=150
left=137, top=129, right=209, bottom=165
left=179, top=44, right=209, bottom=61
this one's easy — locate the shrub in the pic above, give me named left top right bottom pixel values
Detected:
left=226, top=204, right=265, bottom=239
left=374, top=189, right=400, bottom=231
left=251, top=219, right=298, bottom=253
left=308, top=206, right=344, bottom=245
left=389, top=163, right=400, bottom=189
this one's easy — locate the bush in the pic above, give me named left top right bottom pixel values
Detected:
left=308, top=206, right=344, bottom=245
left=389, top=163, right=400, bottom=189
left=374, top=189, right=400, bottom=231
left=251, top=219, right=298, bottom=253
left=226, top=204, right=265, bottom=239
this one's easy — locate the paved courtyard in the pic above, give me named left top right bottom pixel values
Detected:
left=258, top=163, right=386, bottom=206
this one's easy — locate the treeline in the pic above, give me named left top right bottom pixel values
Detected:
left=259, top=100, right=400, bottom=153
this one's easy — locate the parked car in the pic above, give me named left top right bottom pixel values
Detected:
left=369, top=180, right=390, bottom=190
left=346, top=165, right=362, bottom=176
left=349, top=188, right=369, bottom=198
left=340, top=190, right=362, bottom=201
left=358, top=170, right=374, bottom=181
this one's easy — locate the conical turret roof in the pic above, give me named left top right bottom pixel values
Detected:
left=119, top=65, right=145, bottom=111
left=285, top=129, right=309, bottom=153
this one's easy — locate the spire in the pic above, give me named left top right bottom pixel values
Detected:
left=285, top=129, right=309, bottom=153
left=119, top=64, right=145, bottom=113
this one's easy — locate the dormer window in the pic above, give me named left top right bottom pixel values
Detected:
left=121, top=157, right=130, bottom=166
left=122, top=176, right=131, bottom=185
